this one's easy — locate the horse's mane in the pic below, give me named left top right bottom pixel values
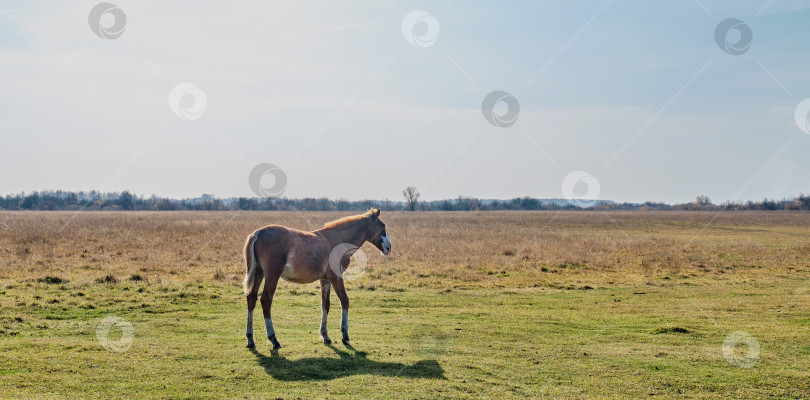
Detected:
left=323, top=209, right=377, bottom=230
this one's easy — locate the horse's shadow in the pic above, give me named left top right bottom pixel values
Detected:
left=249, top=345, right=445, bottom=381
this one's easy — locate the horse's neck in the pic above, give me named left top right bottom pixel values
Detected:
left=319, top=222, right=367, bottom=247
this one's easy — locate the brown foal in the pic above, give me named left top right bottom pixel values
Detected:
left=242, top=208, right=392, bottom=349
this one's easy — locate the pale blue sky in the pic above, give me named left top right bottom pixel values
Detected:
left=1, top=0, right=810, bottom=203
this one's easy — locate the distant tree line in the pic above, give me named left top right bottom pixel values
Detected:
left=1, top=190, right=810, bottom=212
left=0, top=191, right=401, bottom=211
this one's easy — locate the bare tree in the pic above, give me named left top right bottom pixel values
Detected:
left=695, top=195, right=712, bottom=206
left=402, top=186, right=420, bottom=211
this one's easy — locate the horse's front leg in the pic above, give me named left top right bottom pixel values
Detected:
left=329, top=277, right=350, bottom=345
left=319, top=279, right=332, bottom=344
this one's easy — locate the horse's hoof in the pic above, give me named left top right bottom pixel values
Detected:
left=269, top=336, right=282, bottom=349
left=246, top=342, right=255, bottom=348
left=342, top=338, right=350, bottom=346
left=322, top=336, right=332, bottom=345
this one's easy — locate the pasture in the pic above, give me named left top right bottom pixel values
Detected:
left=0, top=211, right=808, bottom=399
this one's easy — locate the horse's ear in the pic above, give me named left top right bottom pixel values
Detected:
left=369, top=208, right=381, bottom=219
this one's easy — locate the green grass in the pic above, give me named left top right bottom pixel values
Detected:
left=2, top=211, right=810, bottom=398
left=1, top=278, right=808, bottom=399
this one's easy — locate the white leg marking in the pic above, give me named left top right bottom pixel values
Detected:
left=320, top=308, right=329, bottom=335
left=264, top=317, right=275, bottom=338
left=341, top=308, right=348, bottom=334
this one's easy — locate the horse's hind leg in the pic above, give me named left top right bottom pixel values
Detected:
left=319, top=280, right=331, bottom=344
left=245, top=276, right=263, bottom=348
left=260, top=274, right=282, bottom=349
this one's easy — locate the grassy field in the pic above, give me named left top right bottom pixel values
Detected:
left=0, top=211, right=808, bottom=398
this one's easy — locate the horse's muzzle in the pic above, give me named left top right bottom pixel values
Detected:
left=380, top=234, right=392, bottom=255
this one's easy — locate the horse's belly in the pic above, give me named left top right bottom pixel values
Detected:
left=280, top=260, right=319, bottom=283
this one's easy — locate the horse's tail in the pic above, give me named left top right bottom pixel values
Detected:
left=242, top=231, right=261, bottom=296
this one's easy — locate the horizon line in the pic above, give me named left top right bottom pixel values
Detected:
left=3, top=189, right=810, bottom=207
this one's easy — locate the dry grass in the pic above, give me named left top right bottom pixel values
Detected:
left=1, top=210, right=808, bottom=290
left=0, top=211, right=809, bottom=398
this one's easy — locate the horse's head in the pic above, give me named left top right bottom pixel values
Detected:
left=366, top=208, right=391, bottom=255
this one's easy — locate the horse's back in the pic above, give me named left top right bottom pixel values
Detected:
left=253, top=225, right=321, bottom=245
left=252, top=225, right=327, bottom=283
